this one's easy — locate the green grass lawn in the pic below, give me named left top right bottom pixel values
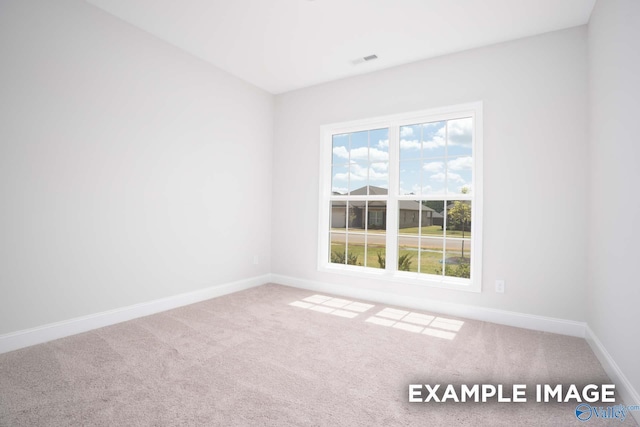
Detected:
left=330, top=243, right=469, bottom=278
left=331, top=228, right=386, bottom=234
left=398, top=225, right=472, bottom=238
left=330, top=243, right=386, bottom=269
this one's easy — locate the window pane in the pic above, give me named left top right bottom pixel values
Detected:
left=366, top=201, right=386, bottom=269
left=349, top=130, right=368, bottom=161
left=447, top=156, right=473, bottom=195
left=331, top=201, right=346, bottom=231
left=422, top=201, right=445, bottom=236
left=367, top=243, right=385, bottom=269
left=446, top=117, right=473, bottom=157
left=445, top=201, right=472, bottom=238
left=422, top=159, right=445, bottom=175
left=400, top=124, right=422, bottom=160
left=332, top=133, right=349, bottom=165
left=366, top=201, right=386, bottom=231
left=369, top=128, right=389, bottom=162
left=347, top=202, right=365, bottom=230
left=444, top=238, right=471, bottom=279
left=421, top=237, right=444, bottom=275
left=398, top=200, right=421, bottom=234
left=443, top=198, right=472, bottom=278
left=422, top=121, right=447, bottom=158
left=399, top=159, right=421, bottom=195
left=369, top=162, right=388, bottom=190
left=331, top=164, right=348, bottom=195
left=346, top=233, right=365, bottom=266
left=421, top=204, right=435, bottom=227
left=422, top=159, right=446, bottom=195
left=330, top=232, right=346, bottom=265
left=348, top=162, right=368, bottom=194
left=398, top=236, right=419, bottom=272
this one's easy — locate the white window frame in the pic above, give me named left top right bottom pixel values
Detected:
left=318, top=102, right=483, bottom=292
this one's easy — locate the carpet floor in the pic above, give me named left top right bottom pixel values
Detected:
left=0, top=283, right=636, bottom=426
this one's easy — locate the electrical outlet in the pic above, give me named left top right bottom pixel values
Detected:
left=495, top=279, right=505, bottom=293
left=252, top=255, right=259, bottom=265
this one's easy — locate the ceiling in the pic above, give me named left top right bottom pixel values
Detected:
left=85, top=0, right=596, bottom=94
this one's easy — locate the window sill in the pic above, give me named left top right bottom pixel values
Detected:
left=318, top=263, right=481, bottom=293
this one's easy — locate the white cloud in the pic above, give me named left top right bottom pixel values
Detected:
left=369, top=148, right=389, bottom=162
left=448, top=156, right=473, bottom=170
left=400, top=139, right=421, bottom=150
left=428, top=172, right=464, bottom=184
left=447, top=118, right=472, bottom=146
left=377, top=139, right=389, bottom=149
left=447, top=172, right=466, bottom=183
left=349, top=163, right=367, bottom=181
left=348, top=147, right=368, bottom=160
left=370, top=169, right=388, bottom=180
left=371, top=163, right=388, bottom=172
left=430, top=172, right=446, bottom=182
left=333, top=172, right=349, bottom=182
left=333, top=146, right=349, bottom=159
left=423, top=126, right=446, bottom=150
left=334, top=163, right=388, bottom=186
left=334, top=146, right=388, bottom=161
left=423, top=137, right=445, bottom=149
left=423, top=161, right=444, bottom=173
left=400, top=127, right=414, bottom=137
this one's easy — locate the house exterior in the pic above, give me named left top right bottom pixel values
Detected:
left=331, top=186, right=443, bottom=230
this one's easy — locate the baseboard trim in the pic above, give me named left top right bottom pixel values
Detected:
left=0, top=274, right=270, bottom=354
left=270, top=274, right=586, bottom=337
left=585, top=326, right=640, bottom=421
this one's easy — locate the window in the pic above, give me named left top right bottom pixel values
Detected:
left=318, top=102, right=483, bottom=292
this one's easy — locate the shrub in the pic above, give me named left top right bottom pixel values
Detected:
left=434, top=261, right=470, bottom=278
left=331, top=250, right=359, bottom=265
left=398, top=253, right=413, bottom=271
left=377, top=251, right=386, bottom=268
left=346, top=252, right=359, bottom=265
left=331, top=251, right=345, bottom=264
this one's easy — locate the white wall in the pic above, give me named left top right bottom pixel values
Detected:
left=0, top=0, right=273, bottom=334
left=588, top=0, right=640, bottom=400
left=273, top=27, right=589, bottom=321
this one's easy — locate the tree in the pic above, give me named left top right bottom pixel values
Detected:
left=422, top=200, right=444, bottom=213
left=447, top=201, right=471, bottom=259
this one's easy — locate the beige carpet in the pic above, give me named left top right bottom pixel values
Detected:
left=0, top=284, right=636, bottom=426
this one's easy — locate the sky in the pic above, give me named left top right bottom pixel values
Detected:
left=331, top=117, right=473, bottom=196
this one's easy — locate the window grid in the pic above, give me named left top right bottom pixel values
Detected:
left=321, top=103, right=482, bottom=292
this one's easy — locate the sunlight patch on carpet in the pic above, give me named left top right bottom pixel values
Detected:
left=289, top=294, right=463, bottom=340
left=365, top=308, right=464, bottom=340
left=289, top=295, right=375, bottom=318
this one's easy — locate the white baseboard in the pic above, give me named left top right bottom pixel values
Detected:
left=0, top=274, right=270, bottom=354
left=585, top=326, right=640, bottom=422
left=270, top=274, right=587, bottom=337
